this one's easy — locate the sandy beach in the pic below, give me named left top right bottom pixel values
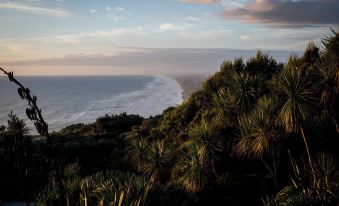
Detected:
left=171, top=74, right=208, bottom=101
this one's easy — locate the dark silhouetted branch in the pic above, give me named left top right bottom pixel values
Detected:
left=0, top=67, right=50, bottom=140
left=0, top=67, right=66, bottom=204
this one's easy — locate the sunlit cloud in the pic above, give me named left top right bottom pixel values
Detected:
left=45, top=28, right=146, bottom=42
left=221, top=0, right=339, bottom=27
left=0, top=27, right=147, bottom=61
left=85, top=28, right=145, bottom=38
left=179, top=0, right=220, bottom=4
left=0, top=1, right=71, bottom=18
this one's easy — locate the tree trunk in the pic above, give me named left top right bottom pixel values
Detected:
left=259, top=155, right=278, bottom=188
left=299, top=126, right=316, bottom=181
left=259, top=156, right=274, bottom=178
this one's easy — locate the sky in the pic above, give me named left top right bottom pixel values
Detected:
left=0, top=0, right=338, bottom=75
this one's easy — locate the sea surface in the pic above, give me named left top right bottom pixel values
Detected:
left=0, top=75, right=183, bottom=133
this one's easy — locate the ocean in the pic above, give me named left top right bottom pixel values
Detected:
left=0, top=75, right=183, bottom=133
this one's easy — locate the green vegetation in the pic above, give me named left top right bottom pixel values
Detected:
left=0, top=31, right=338, bottom=205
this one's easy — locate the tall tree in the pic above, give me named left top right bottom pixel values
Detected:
left=274, top=66, right=317, bottom=179
left=234, top=97, right=280, bottom=187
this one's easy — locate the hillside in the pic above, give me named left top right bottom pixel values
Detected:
left=0, top=31, right=338, bottom=206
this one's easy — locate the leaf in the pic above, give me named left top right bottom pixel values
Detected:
left=18, top=88, right=25, bottom=99
left=25, top=88, right=30, bottom=96
left=42, top=122, right=48, bottom=133
left=118, top=191, right=124, bottom=206
left=26, top=108, right=32, bottom=120
left=32, top=95, right=37, bottom=104
left=30, top=107, right=37, bottom=120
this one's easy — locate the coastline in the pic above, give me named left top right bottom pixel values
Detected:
left=1, top=74, right=204, bottom=135
left=171, top=74, right=208, bottom=102
left=1, top=75, right=184, bottom=134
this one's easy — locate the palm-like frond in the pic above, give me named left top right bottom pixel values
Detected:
left=38, top=164, right=151, bottom=206
left=322, top=28, right=339, bottom=61
left=213, top=88, right=233, bottom=112
left=212, top=88, right=236, bottom=127
left=313, top=154, right=339, bottom=192
left=81, top=170, right=150, bottom=206
left=303, top=42, right=320, bottom=65
left=140, top=140, right=172, bottom=183
left=127, top=137, right=148, bottom=170
left=316, top=57, right=339, bottom=109
left=7, top=112, right=29, bottom=137
left=228, top=72, right=265, bottom=113
left=63, top=163, right=82, bottom=199
left=188, top=116, right=223, bottom=155
left=274, top=65, right=319, bottom=180
left=265, top=153, right=339, bottom=206
left=234, top=96, right=278, bottom=158
left=175, top=143, right=210, bottom=193
left=274, top=66, right=317, bottom=133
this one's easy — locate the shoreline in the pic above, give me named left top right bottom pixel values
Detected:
left=1, top=75, right=207, bottom=135
left=1, top=75, right=185, bottom=134
left=171, top=74, right=208, bottom=102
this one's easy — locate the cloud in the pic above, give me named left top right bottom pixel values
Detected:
left=179, top=0, right=220, bottom=4
left=158, top=23, right=186, bottom=32
left=1, top=27, right=146, bottom=46
left=52, top=28, right=146, bottom=41
left=107, top=14, right=125, bottom=21
left=221, top=0, right=339, bottom=27
left=0, top=1, right=71, bottom=18
left=186, top=16, right=200, bottom=21
left=0, top=27, right=147, bottom=62
left=240, top=35, right=253, bottom=41
left=116, top=6, right=125, bottom=12
left=105, top=6, right=128, bottom=21
left=106, top=6, right=125, bottom=13
left=89, top=9, right=97, bottom=14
